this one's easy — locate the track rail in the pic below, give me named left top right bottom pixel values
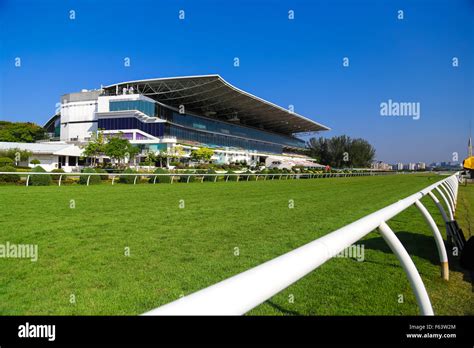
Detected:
left=141, top=173, right=459, bottom=316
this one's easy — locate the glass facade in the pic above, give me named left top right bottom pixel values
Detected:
left=98, top=117, right=164, bottom=137
left=110, top=100, right=156, bottom=117
left=107, top=99, right=306, bottom=154
left=169, top=112, right=305, bottom=149
left=109, top=100, right=171, bottom=119
left=165, top=124, right=282, bottom=153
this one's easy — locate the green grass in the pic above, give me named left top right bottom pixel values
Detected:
left=0, top=175, right=472, bottom=315
left=456, top=183, right=474, bottom=240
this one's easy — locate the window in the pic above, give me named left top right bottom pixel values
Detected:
left=68, top=156, right=77, bottom=166
left=98, top=117, right=164, bottom=137
left=110, top=100, right=157, bottom=117
left=170, top=111, right=304, bottom=148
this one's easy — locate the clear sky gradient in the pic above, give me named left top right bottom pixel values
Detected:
left=1, top=0, right=473, bottom=164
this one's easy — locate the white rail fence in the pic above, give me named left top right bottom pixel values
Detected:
left=0, top=170, right=396, bottom=187
left=142, top=173, right=459, bottom=316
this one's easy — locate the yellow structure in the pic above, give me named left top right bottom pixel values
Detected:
left=463, top=156, right=474, bottom=170
left=463, top=136, right=473, bottom=171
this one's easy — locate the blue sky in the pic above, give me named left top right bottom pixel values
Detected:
left=0, top=0, right=473, bottom=164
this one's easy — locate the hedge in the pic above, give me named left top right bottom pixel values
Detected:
left=151, top=168, right=171, bottom=183
left=30, top=166, right=52, bottom=186
left=243, top=170, right=255, bottom=181
left=204, top=169, right=216, bottom=182
left=79, top=168, right=101, bottom=185
left=182, top=170, right=196, bottom=183
left=0, top=166, right=20, bottom=183
left=120, top=168, right=137, bottom=184
left=95, top=168, right=109, bottom=181
left=0, top=157, right=14, bottom=166
left=226, top=170, right=238, bottom=182
left=51, top=168, right=65, bottom=181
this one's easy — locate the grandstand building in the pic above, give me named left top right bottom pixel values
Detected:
left=44, top=75, right=329, bottom=166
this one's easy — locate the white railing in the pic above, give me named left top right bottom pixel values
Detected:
left=0, top=170, right=396, bottom=187
left=142, top=173, right=459, bottom=316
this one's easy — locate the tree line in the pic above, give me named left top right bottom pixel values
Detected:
left=0, top=121, right=45, bottom=143
left=307, top=135, right=376, bottom=168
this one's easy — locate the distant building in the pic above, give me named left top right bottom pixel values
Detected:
left=416, top=162, right=426, bottom=170
left=43, top=75, right=329, bottom=166
left=408, top=163, right=416, bottom=171
left=0, top=141, right=84, bottom=172
left=397, top=163, right=404, bottom=171
left=371, top=161, right=392, bottom=171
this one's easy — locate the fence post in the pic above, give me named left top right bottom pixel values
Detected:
left=378, top=221, right=434, bottom=315
left=58, top=174, right=63, bottom=187
left=435, top=186, right=454, bottom=220
left=442, top=181, right=455, bottom=202
left=414, top=200, right=449, bottom=280
left=153, top=175, right=157, bottom=184
left=443, top=181, right=456, bottom=208
left=440, top=183, right=455, bottom=214
left=112, top=176, right=116, bottom=185
left=87, top=175, right=91, bottom=186
left=26, top=175, right=30, bottom=187
left=428, top=191, right=449, bottom=224
left=134, top=175, right=138, bottom=185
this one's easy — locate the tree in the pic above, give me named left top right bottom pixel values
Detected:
left=168, top=145, right=185, bottom=163
left=104, top=134, right=139, bottom=167
left=328, top=135, right=351, bottom=168
left=307, top=137, right=330, bottom=166
left=143, top=151, right=157, bottom=171
left=191, top=147, right=214, bottom=163
left=0, top=148, right=32, bottom=165
left=349, top=138, right=376, bottom=168
left=0, top=121, right=46, bottom=143
left=156, top=150, right=170, bottom=168
left=82, top=131, right=106, bottom=166
left=307, top=135, right=375, bottom=168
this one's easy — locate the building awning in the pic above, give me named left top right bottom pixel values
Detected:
left=0, top=142, right=83, bottom=157
left=53, top=145, right=84, bottom=157
left=103, top=75, right=330, bottom=136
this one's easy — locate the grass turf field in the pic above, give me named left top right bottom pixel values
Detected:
left=0, top=174, right=472, bottom=315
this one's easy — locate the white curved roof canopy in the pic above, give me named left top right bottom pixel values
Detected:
left=104, top=75, right=329, bottom=136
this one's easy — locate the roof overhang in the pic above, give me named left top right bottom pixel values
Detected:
left=53, top=145, right=84, bottom=157
left=43, top=113, right=60, bottom=129
left=103, top=75, right=329, bottom=136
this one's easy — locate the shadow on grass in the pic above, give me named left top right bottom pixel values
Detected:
left=361, top=231, right=439, bottom=265
left=264, top=300, right=302, bottom=316
left=360, top=231, right=473, bottom=285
